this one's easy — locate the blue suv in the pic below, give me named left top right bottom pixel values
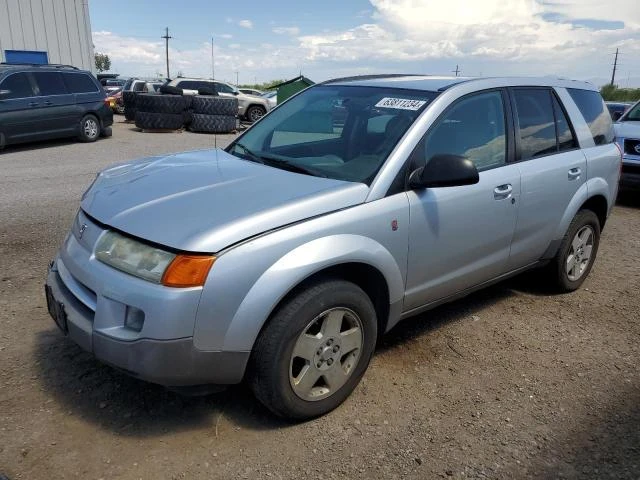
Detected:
left=0, top=64, right=113, bottom=148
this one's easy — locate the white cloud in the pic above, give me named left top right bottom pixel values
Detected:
left=92, top=1, right=640, bottom=85
left=273, top=26, right=301, bottom=35
left=217, top=33, right=233, bottom=39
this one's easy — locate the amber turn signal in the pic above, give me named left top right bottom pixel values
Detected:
left=162, top=255, right=216, bottom=288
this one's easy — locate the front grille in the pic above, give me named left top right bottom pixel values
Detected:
left=622, top=164, right=640, bottom=176
left=624, top=139, right=640, bottom=156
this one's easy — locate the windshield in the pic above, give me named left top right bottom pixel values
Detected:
left=226, top=85, right=438, bottom=184
left=622, top=101, right=640, bottom=121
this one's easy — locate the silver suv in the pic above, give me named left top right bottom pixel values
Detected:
left=45, top=75, right=620, bottom=419
left=167, top=77, right=270, bottom=122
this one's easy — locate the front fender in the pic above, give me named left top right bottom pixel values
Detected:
left=221, top=235, right=404, bottom=352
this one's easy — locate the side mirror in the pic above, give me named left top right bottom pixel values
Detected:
left=612, top=111, right=623, bottom=122
left=409, top=154, right=479, bottom=189
left=232, top=91, right=239, bottom=96
left=0, top=89, right=10, bottom=99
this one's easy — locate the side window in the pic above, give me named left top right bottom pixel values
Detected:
left=32, top=72, right=68, bottom=96
left=512, top=89, right=557, bottom=160
left=0, top=73, right=34, bottom=99
left=215, top=82, right=234, bottom=94
left=132, top=81, right=146, bottom=92
left=553, top=95, right=578, bottom=152
left=422, top=90, right=506, bottom=171
left=567, top=88, right=614, bottom=145
left=63, top=73, right=99, bottom=93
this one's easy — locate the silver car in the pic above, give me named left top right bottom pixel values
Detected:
left=45, top=75, right=620, bottom=419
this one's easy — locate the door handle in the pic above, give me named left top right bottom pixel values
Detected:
left=494, top=184, right=513, bottom=200
left=43, top=101, right=53, bottom=106
left=28, top=102, right=39, bottom=107
left=568, top=167, right=582, bottom=180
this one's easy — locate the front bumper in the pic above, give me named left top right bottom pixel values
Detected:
left=44, top=213, right=249, bottom=386
left=621, top=160, right=640, bottom=189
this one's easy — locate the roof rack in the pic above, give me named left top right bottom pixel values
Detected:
left=321, top=73, right=425, bottom=85
left=0, top=63, right=79, bottom=70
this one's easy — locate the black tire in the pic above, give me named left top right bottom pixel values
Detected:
left=249, top=279, right=377, bottom=420
left=124, top=107, right=137, bottom=121
left=135, top=111, right=184, bottom=130
left=189, top=113, right=236, bottom=133
left=122, top=91, right=137, bottom=106
left=198, top=87, right=218, bottom=96
left=192, top=96, right=238, bottom=116
left=245, top=104, right=266, bottom=123
left=115, top=102, right=125, bottom=115
left=78, top=114, right=101, bottom=142
left=159, top=84, right=183, bottom=95
left=136, top=94, right=190, bottom=114
left=547, top=210, right=601, bottom=292
left=183, top=109, right=193, bottom=126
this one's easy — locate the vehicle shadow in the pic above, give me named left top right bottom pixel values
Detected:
left=0, top=137, right=79, bottom=153
left=35, top=277, right=532, bottom=437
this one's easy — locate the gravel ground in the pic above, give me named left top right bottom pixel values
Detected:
left=0, top=121, right=639, bottom=480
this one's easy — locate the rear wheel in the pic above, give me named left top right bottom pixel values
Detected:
left=78, top=114, right=100, bottom=142
left=548, top=209, right=600, bottom=292
left=249, top=279, right=377, bottom=420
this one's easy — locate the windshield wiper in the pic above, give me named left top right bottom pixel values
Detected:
left=233, top=142, right=264, bottom=164
left=232, top=143, right=326, bottom=177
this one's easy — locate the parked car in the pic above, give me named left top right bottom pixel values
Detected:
left=0, top=64, right=113, bottom=148
left=261, top=90, right=277, bottom=109
left=166, top=77, right=270, bottom=122
left=45, top=75, right=619, bottom=419
left=239, top=88, right=264, bottom=96
left=106, top=88, right=125, bottom=114
left=123, top=78, right=163, bottom=94
left=605, top=101, right=632, bottom=121
left=102, top=78, right=126, bottom=94
left=613, top=99, right=640, bottom=188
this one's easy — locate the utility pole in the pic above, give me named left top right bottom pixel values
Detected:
left=610, top=48, right=619, bottom=86
left=162, top=27, right=172, bottom=79
left=234, top=71, right=239, bottom=86
left=211, top=37, right=216, bottom=80
left=453, top=65, right=461, bottom=77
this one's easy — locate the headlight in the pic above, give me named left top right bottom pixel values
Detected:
left=96, top=231, right=176, bottom=283
left=95, top=231, right=215, bottom=287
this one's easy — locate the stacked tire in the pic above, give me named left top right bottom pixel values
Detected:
left=189, top=96, right=238, bottom=134
left=134, top=94, right=191, bottom=130
left=123, top=91, right=138, bottom=121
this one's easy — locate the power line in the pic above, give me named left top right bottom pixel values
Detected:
left=161, top=27, right=172, bottom=79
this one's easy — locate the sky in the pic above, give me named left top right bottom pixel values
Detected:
left=89, top=0, right=640, bottom=87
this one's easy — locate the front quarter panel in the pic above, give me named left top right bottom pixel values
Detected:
left=193, top=193, right=410, bottom=352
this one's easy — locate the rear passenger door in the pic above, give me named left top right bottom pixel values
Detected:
left=62, top=72, right=103, bottom=125
left=507, top=88, right=586, bottom=268
left=0, top=72, right=38, bottom=143
left=31, top=71, right=76, bottom=136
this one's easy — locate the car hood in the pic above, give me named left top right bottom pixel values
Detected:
left=614, top=121, right=640, bottom=139
left=81, top=149, right=369, bottom=252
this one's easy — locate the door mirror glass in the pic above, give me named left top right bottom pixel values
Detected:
left=409, top=154, right=479, bottom=189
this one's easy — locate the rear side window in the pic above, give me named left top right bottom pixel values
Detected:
left=33, top=72, right=68, bottom=96
left=512, top=89, right=557, bottom=159
left=63, top=73, right=99, bottom=93
left=553, top=95, right=578, bottom=152
left=567, top=88, right=614, bottom=145
left=215, top=82, right=235, bottom=94
left=132, top=81, right=146, bottom=92
left=0, top=73, right=34, bottom=99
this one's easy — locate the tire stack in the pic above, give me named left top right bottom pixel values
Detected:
left=134, top=94, right=192, bottom=131
left=122, top=91, right=138, bottom=121
left=189, top=96, right=238, bottom=134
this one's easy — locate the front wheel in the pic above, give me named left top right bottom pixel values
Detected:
left=548, top=209, right=601, bottom=292
left=78, top=114, right=100, bottom=142
left=249, top=279, right=377, bottom=420
left=245, top=105, right=266, bottom=123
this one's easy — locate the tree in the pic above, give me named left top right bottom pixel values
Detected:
left=94, top=53, right=111, bottom=72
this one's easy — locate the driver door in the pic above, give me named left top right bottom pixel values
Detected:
left=404, top=89, right=521, bottom=311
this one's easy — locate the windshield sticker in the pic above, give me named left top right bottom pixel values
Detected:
left=375, top=98, right=427, bottom=111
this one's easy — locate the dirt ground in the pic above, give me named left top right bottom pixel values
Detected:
left=1, top=122, right=639, bottom=479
